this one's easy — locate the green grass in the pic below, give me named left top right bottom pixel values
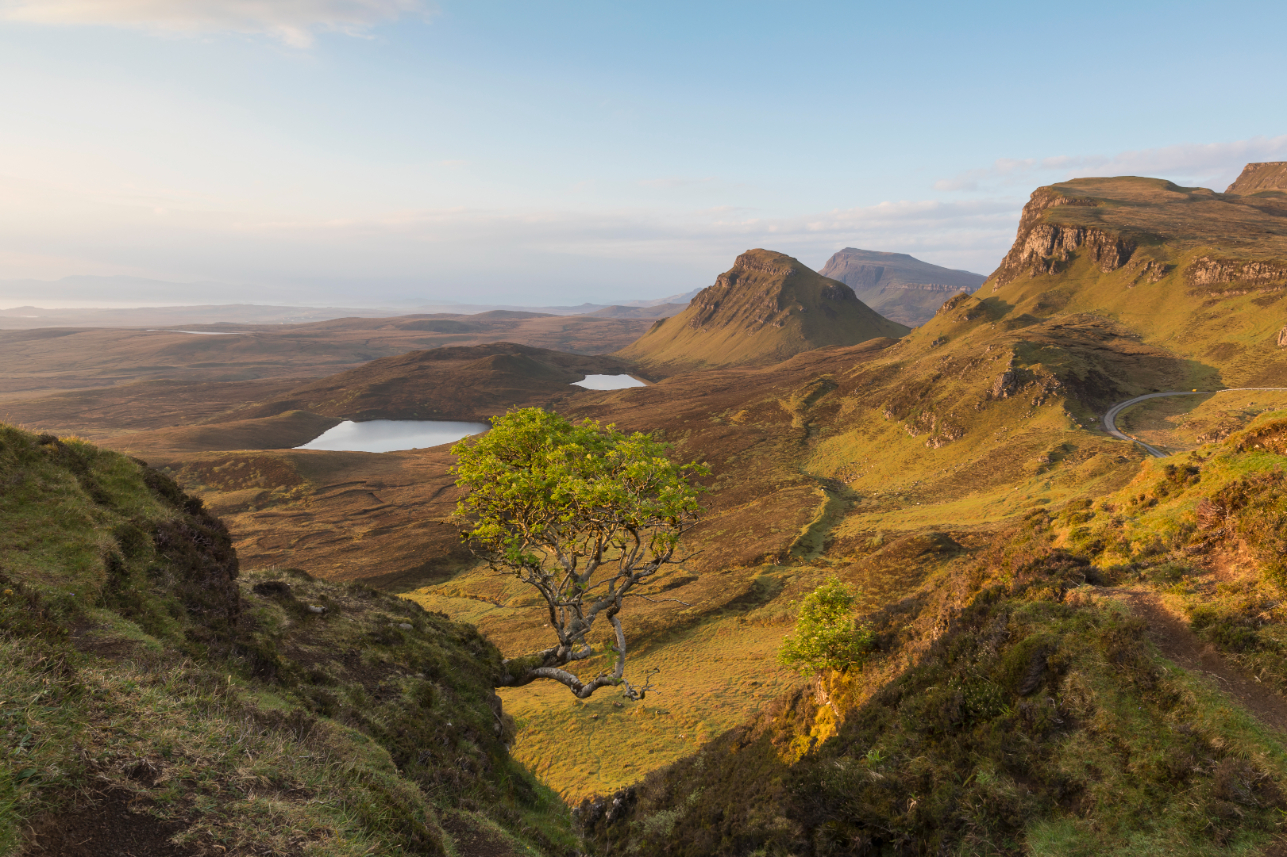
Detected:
left=408, top=568, right=809, bottom=801
left=0, top=424, right=578, bottom=856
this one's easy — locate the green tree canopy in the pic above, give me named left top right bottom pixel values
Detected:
left=778, top=577, right=873, bottom=676
left=452, top=407, right=707, bottom=699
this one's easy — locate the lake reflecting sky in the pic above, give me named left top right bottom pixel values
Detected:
left=296, top=420, right=488, bottom=453
left=572, top=374, right=647, bottom=390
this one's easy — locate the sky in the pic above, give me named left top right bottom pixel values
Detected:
left=1, top=0, right=1285, bottom=308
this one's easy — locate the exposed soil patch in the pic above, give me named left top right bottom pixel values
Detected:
left=440, top=813, right=520, bottom=857
left=1109, top=586, right=1287, bottom=733
left=20, top=789, right=195, bottom=857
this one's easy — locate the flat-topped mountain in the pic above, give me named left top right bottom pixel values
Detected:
left=1227, top=161, right=1287, bottom=195
left=617, top=249, right=908, bottom=370
left=986, top=168, right=1287, bottom=385
left=818, top=247, right=986, bottom=326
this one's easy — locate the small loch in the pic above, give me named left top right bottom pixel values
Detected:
left=572, top=374, right=647, bottom=390
left=296, top=420, right=489, bottom=453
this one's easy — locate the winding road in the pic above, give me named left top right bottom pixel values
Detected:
left=1102, top=388, right=1287, bottom=457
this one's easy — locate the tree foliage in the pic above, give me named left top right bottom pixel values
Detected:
left=451, top=407, right=707, bottom=699
left=778, top=577, right=873, bottom=675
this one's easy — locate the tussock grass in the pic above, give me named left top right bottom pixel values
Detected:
left=0, top=423, right=577, bottom=856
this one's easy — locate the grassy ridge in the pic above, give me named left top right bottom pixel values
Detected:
left=0, top=425, right=575, bottom=856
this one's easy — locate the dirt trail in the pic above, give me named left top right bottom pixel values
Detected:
left=1108, top=586, right=1287, bottom=733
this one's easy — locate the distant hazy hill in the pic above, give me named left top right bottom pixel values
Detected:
left=817, top=248, right=987, bottom=326
left=235, top=342, right=636, bottom=422
left=617, top=249, right=908, bottom=370
left=587, top=303, right=688, bottom=319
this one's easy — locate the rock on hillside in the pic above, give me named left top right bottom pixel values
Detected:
left=1227, top=161, right=1287, bottom=195
left=617, top=249, right=908, bottom=370
left=984, top=168, right=1287, bottom=385
left=818, top=247, right=986, bottom=326
left=232, top=341, right=638, bottom=422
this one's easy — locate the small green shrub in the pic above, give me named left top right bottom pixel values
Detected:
left=778, top=577, right=873, bottom=675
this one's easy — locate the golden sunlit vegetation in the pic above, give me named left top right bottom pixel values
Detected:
left=6, top=171, right=1287, bottom=854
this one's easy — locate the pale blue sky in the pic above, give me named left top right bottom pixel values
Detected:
left=1, top=0, right=1284, bottom=306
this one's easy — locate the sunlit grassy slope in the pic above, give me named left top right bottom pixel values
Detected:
left=582, top=416, right=1287, bottom=856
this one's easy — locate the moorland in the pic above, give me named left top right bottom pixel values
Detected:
left=6, top=164, right=1287, bottom=855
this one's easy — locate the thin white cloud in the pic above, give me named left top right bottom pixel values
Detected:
left=0, top=165, right=1020, bottom=303
left=0, top=0, right=431, bottom=47
left=936, top=134, right=1287, bottom=193
left=638, top=177, right=716, bottom=189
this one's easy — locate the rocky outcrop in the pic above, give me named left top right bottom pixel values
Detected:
left=687, top=252, right=810, bottom=331
left=935, top=293, right=986, bottom=323
left=992, top=188, right=1134, bottom=289
left=990, top=367, right=1024, bottom=399
left=1227, top=162, right=1287, bottom=195
left=1186, top=256, right=1287, bottom=294
left=729, top=252, right=795, bottom=279
left=1126, top=257, right=1172, bottom=285
left=1278, top=326, right=1287, bottom=348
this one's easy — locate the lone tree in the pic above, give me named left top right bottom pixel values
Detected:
left=451, top=408, right=707, bottom=700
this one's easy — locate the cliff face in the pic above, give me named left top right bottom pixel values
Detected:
left=983, top=169, right=1287, bottom=383
left=991, top=174, right=1287, bottom=294
left=1187, top=256, right=1287, bottom=293
left=617, top=249, right=907, bottom=370
left=818, top=248, right=986, bottom=326
left=1227, top=161, right=1287, bottom=195
left=991, top=188, right=1136, bottom=288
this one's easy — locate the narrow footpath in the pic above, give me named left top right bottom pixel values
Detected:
left=1106, top=587, right=1287, bottom=732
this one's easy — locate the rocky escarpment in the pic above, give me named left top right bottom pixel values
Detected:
left=894, top=282, right=969, bottom=292
left=992, top=188, right=1136, bottom=289
left=1227, top=162, right=1287, bottom=195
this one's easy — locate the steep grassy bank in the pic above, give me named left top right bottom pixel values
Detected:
left=581, top=417, right=1287, bottom=855
left=0, top=424, right=575, bottom=856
